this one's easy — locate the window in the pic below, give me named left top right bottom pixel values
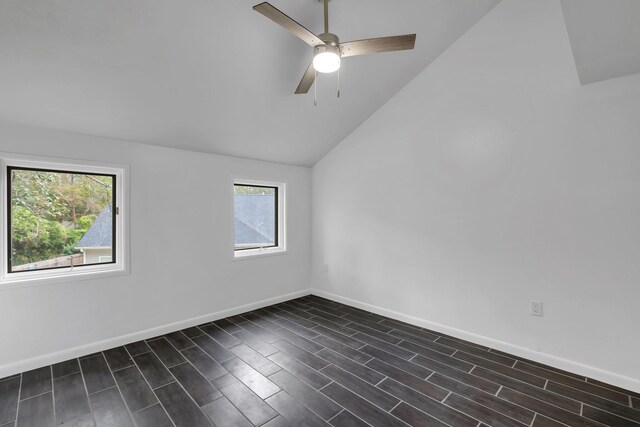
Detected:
left=234, top=180, right=285, bottom=258
left=1, top=156, right=127, bottom=284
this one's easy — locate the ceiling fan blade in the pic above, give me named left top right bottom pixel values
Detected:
left=295, top=62, right=315, bottom=94
left=340, top=34, right=416, bottom=58
left=253, top=2, right=325, bottom=47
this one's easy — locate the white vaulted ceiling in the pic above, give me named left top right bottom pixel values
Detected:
left=0, top=0, right=498, bottom=165
left=562, top=0, right=640, bottom=85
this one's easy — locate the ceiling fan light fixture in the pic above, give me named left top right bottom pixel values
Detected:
left=313, top=44, right=341, bottom=73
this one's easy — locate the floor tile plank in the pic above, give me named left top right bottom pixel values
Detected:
left=264, top=306, right=318, bottom=329
left=320, top=382, right=408, bottom=427
left=181, top=346, right=228, bottom=381
left=147, top=338, right=186, bottom=368
left=498, top=387, right=604, bottom=427
left=238, top=320, right=281, bottom=343
left=443, top=393, right=524, bottom=427
left=390, top=329, right=454, bottom=355
left=307, top=316, right=358, bottom=336
left=348, top=323, right=403, bottom=345
left=164, top=331, right=194, bottom=351
left=390, top=402, right=450, bottom=427
left=411, top=354, right=501, bottom=394
left=380, top=319, right=439, bottom=340
left=306, top=309, right=351, bottom=326
left=170, top=362, right=222, bottom=406
left=230, top=343, right=281, bottom=376
left=435, top=337, right=515, bottom=366
left=329, top=410, right=369, bottom=427
left=257, top=312, right=320, bottom=340
left=268, top=352, right=331, bottom=390
left=16, top=392, right=54, bottom=427
left=268, top=369, right=341, bottom=421
left=273, top=340, right=329, bottom=370
left=52, top=372, right=92, bottom=426
left=272, top=328, right=325, bottom=354
left=582, top=405, right=640, bottom=427
left=112, top=366, right=158, bottom=413
left=546, top=381, right=640, bottom=423
left=356, top=334, right=416, bottom=360
left=192, top=334, right=235, bottom=364
left=103, top=347, right=134, bottom=372
left=182, top=326, right=204, bottom=339
left=428, top=372, right=535, bottom=425
left=377, top=378, right=477, bottom=427
left=343, top=313, right=394, bottom=333
left=154, top=382, right=212, bottom=427
left=360, top=345, right=431, bottom=379
left=89, top=387, right=135, bottom=427
left=125, top=341, right=151, bottom=357
left=473, top=367, right=581, bottom=413
left=311, top=325, right=365, bottom=349
left=313, top=335, right=371, bottom=364
left=399, top=341, right=474, bottom=372
left=232, top=330, right=279, bottom=357
left=316, top=348, right=384, bottom=385
left=52, top=359, right=80, bottom=379
left=532, top=414, right=571, bottom=426
left=453, top=351, right=546, bottom=387
left=320, top=364, right=399, bottom=411
left=202, top=397, right=252, bottom=427
left=213, top=318, right=245, bottom=334
left=366, top=358, right=448, bottom=401
left=132, top=404, right=173, bottom=427
left=200, top=323, right=242, bottom=348
left=20, top=366, right=52, bottom=400
left=265, top=391, right=326, bottom=427
left=80, top=354, right=115, bottom=395
left=222, top=357, right=280, bottom=399
left=133, top=352, right=174, bottom=389
left=212, top=373, right=278, bottom=426
left=262, top=415, right=293, bottom=427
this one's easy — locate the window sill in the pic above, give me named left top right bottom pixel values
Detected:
left=0, top=266, right=129, bottom=290
left=233, top=248, right=287, bottom=261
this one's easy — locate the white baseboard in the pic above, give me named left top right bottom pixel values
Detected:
left=311, top=289, right=640, bottom=394
left=0, top=288, right=311, bottom=379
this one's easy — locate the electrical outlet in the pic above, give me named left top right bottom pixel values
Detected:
left=323, top=264, right=329, bottom=273
left=530, top=300, right=543, bottom=317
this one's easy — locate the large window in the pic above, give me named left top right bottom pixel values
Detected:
left=234, top=180, right=285, bottom=258
left=1, top=156, right=127, bottom=284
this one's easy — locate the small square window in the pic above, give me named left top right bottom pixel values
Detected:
left=1, top=156, right=127, bottom=285
left=234, top=181, right=285, bottom=258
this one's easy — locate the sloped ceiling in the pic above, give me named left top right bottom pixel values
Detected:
left=0, top=0, right=498, bottom=166
left=562, top=0, right=640, bottom=85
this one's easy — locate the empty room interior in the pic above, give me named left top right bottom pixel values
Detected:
left=1, top=0, right=639, bottom=426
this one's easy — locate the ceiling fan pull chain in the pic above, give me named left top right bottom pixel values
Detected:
left=337, top=65, right=340, bottom=98
left=314, top=69, right=318, bottom=106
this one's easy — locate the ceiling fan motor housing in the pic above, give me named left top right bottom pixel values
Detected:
left=318, top=32, right=339, bottom=46
left=313, top=33, right=341, bottom=73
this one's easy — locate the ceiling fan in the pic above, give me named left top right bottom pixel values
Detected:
left=253, top=0, right=416, bottom=95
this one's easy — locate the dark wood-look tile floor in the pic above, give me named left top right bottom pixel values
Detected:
left=1, top=295, right=639, bottom=427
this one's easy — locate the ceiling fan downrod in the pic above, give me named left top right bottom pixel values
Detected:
left=324, top=0, right=329, bottom=34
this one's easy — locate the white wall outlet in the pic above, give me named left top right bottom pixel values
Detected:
left=530, top=300, right=543, bottom=317
left=323, top=264, right=329, bottom=273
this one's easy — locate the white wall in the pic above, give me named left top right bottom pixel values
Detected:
left=0, top=121, right=311, bottom=376
left=311, top=0, right=640, bottom=390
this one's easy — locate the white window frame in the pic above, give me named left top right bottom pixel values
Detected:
left=0, top=153, right=129, bottom=287
left=233, top=179, right=286, bottom=260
